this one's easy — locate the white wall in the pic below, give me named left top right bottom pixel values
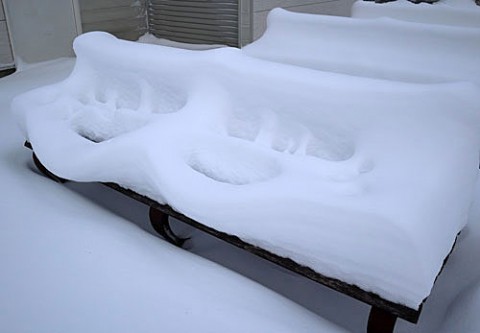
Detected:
left=252, top=0, right=356, bottom=40
left=3, top=0, right=79, bottom=65
left=0, top=0, right=14, bottom=69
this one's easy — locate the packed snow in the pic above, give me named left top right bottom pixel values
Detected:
left=244, top=8, right=480, bottom=84
left=11, top=30, right=480, bottom=310
left=352, top=0, right=480, bottom=28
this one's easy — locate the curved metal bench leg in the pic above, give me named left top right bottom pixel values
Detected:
left=149, top=207, right=189, bottom=247
left=32, top=153, right=67, bottom=183
left=367, top=307, right=397, bottom=333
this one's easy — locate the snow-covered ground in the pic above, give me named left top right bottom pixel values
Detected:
left=3, top=3, right=480, bottom=332
left=1, top=57, right=480, bottom=333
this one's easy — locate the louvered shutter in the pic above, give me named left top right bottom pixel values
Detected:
left=148, top=0, right=240, bottom=47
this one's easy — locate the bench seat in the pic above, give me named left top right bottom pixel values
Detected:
left=13, top=31, right=480, bottom=331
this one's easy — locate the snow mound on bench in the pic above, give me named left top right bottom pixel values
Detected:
left=244, top=8, right=480, bottom=84
left=12, top=32, right=480, bottom=309
left=188, top=143, right=281, bottom=185
left=352, top=0, right=480, bottom=28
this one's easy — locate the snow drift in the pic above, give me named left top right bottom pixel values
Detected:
left=12, top=31, right=480, bottom=309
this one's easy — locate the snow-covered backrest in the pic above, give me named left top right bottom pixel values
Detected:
left=351, top=0, right=480, bottom=29
left=243, top=8, right=480, bottom=84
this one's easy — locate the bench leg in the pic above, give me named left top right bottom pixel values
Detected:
left=32, top=153, right=67, bottom=183
left=367, top=307, right=397, bottom=333
left=149, top=207, right=189, bottom=247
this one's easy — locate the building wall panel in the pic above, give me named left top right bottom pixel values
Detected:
left=0, top=21, right=14, bottom=69
left=79, top=0, right=148, bottom=41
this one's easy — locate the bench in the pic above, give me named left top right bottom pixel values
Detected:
left=14, top=30, right=480, bottom=333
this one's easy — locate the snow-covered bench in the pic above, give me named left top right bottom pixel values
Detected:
left=14, top=32, right=480, bottom=333
left=244, top=8, right=480, bottom=85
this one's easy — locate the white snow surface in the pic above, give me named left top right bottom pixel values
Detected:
left=0, top=60, right=346, bottom=333
left=352, top=0, right=480, bottom=28
left=244, top=8, right=480, bottom=84
left=138, top=33, right=225, bottom=50
left=11, top=32, right=480, bottom=309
